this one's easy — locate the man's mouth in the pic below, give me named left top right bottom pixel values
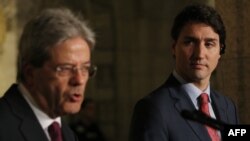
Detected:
left=69, top=93, right=82, bottom=102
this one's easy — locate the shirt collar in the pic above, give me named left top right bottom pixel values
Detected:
left=173, top=70, right=211, bottom=109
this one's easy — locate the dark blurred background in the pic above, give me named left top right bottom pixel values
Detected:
left=1, top=0, right=250, bottom=141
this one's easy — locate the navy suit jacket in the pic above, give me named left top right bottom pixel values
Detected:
left=129, top=74, right=239, bottom=141
left=0, top=84, right=78, bottom=141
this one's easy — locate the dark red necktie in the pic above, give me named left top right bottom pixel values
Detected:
left=198, top=93, right=220, bottom=141
left=48, top=122, right=63, bottom=141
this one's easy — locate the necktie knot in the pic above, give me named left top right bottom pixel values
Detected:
left=48, top=122, right=63, bottom=141
left=198, top=93, right=210, bottom=116
left=198, top=93, right=209, bottom=105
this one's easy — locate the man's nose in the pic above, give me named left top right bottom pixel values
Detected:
left=193, top=43, right=205, bottom=58
left=70, top=70, right=88, bottom=86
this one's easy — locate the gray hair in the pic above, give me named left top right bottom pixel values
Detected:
left=17, top=8, right=95, bottom=82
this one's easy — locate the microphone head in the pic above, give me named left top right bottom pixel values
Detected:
left=181, top=109, right=226, bottom=130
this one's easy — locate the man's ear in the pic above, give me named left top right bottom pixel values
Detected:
left=220, top=44, right=225, bottom=55
left=172, top=41, right=177, bottom=58
left=23, top=64, right=35, bottom=86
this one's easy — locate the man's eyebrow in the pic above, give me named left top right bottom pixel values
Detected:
left=183, top=36, right=198, bottom=41
left=205, top=38, right=219, bottom=42
left=83, top=61, right=91, bottom=65
left=56, top=61, right=91, bottom=66
left=183, top=36, right=218, bottom=42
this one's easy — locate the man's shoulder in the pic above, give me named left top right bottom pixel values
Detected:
left=0, top=84, right=22, bottom=108
left=0, top=84, right=16, bottom=112
left=1, top=84, right=19, bottom=99
left=137, top=83, right=175, bottom=109
left=0, top=84, right=18, bottom=116
left=147, top=74, right=180, bottom=99
left=0, top=84, right=30, bottom=121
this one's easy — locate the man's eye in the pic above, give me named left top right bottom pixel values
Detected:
left=205, top=42, right=215, bottom=48
left=184, top=40, right=194, bottom=46
left=57, top=65, right=72, bottom=72
left=80, top=66, right=90, bottom=72
left=61, top=67, right=71, bottom=71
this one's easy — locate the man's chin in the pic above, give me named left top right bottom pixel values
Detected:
left=63, top=103, right=82, bottom=114
left=192, top=71, right=208, bottom=78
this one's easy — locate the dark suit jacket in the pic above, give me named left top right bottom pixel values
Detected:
left=129, top=74, right=239, bottom=141
left=0, top=84, right=78, bottom=141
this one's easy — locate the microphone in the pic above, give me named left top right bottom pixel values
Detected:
left=181, top=110, right=229, bottom=130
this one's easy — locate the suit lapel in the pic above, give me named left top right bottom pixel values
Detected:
left=20, top=119, right=49, bottom=141
left=171, top=88, right=211, bottom=141
left=166, top=75, right=211, bottom=141
left=62, top=122, right=76, bottom=141
left=210, top=91, right=227, bottom=123
left=5, top=84, right=49, bottom=141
